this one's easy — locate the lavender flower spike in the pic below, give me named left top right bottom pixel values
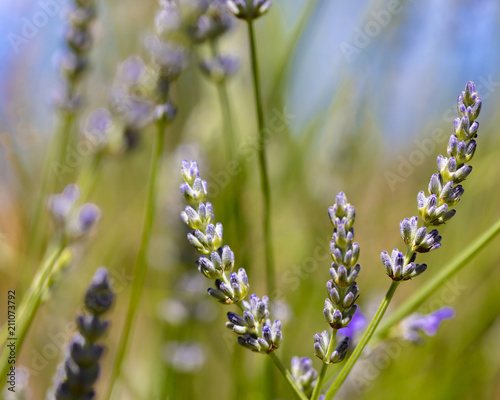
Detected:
left=180, top=160, right=282, bottom=353
left=58, top=0, right=97, bottom=108
left=382, top=81, right=483, bottom=282
left=52, top=268, right=114, bottom=399
left=180, top=160, right=248, bottom=303
left=324, top=193, right=360, bottom=330
left=315, top=192, right=361, bottom=363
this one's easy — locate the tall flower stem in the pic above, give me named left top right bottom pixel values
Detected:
left=106, top=119, right=166, bottom=400
left=247, top=19, right=275, bottom=296
left=324, top=281, right=400, bottom=400
left=311, top=328, right=338, bottom=400
left=209, top=40, right=246, bottom=267
left=77, top=151, right=104, bottom=201
left=376, top=216, right=500, bottom=340
left=0, top=241, right=65, bottom=382
left=269, top=0, right=320, bottom=106
left=268, top=352, right=309, bottom=400
left=246, top=20, right=276, bottom=399
left=27, top=111, right=75, bottom=266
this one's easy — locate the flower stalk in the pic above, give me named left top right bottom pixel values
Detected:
left=51, top=268, right=114, bottom=399
left=324, top=281, right=400, bottom=399
left=323, top=81, right=483, bottom=399
left=247, top=18, right=275, bottom=296
left=376, top=215, right=500, bottom=340
left=311, top=192, right=360, bottom=400
left=106, top=118, right=166, bottom=399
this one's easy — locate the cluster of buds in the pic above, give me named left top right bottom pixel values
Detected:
left=58, top=0, right=97, bottom=108
left=188, top=0, right=233, bottom=43
left=323, top=193, right=360, bottom=331
left=418, top=81, right=480, bottom=225
left=185, top=0, right=240, bottom=84
left=180, top=160, right=282, bottom=353
left=381, top=249, right=427, bottom=282
left=382, top=81, right=482, bottom=282
left=52, top=268, right=114, bottom=399
left=180, top=161, right=249, bottom=304
left=227, top=0, right=272, bottom=20
left=105, top=1, right=184, bottom=153
left=226, top=294, right=282, bottom=353
left=109, top=56, right=155, bottom=134
left=147, top=1, right=189, bottom=103
left=314, top=331, right=349, bottom=364
left=290, top=357, right=319, bottom=397
left=48, top=184, right=100, bottom=242
left=312, top=193, right=360, bottom=365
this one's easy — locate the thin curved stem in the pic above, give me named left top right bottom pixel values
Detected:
left=376, top=216, right=500, bottom=340
left=27, top=111, right=75, bottom=268
left=77, top=151, right=104, bottom=201
left=247, top=19, right=275, bottom=296
left=0, top=242, right=65, bottom=383
left=324, top=281, right=400, bottom=399
left=209, top=40, right=247, bottom=266
left=311, top=328, right=338, bottom=400
left=268, top=352, right=309, bottom=400
left=105, top=119, right=166, bottom=400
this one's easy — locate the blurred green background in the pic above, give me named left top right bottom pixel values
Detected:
left=1, top=0, right=500, bottom=399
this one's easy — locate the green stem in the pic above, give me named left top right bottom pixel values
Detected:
left=247, top=19, right=275, bottom=296
left=77, top=151, right=104, bottom=200
left=311, top=328, right=338, bottom=400
left=105, top=119, right=166, bottom=400
left=268, top=352, right=309, bottom=400
left=0, top=242, right=65, bottom=383
left=209, top=41, right=237, bottom=162
left=27, top=111, right=75, bottom=267
left=324, top=281, right=400, bottom=399
left=209, top=40, right=247, bottom=268
left=376, top=216, right=500, bottom=340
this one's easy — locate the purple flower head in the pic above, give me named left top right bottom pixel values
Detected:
left=189, top=0, right=233, bottom=42
left=78, top=203, right=101, bottom=231
left=52, top=267, right=114, bottom=399
left=337, top=308, right=366, bottom=342
left=401, top=306, right=455, bottom=344
left=155, top=2, right=182, bottom=39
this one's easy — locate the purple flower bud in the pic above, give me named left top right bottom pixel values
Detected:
left=77, top=203, right=101, bottom=232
